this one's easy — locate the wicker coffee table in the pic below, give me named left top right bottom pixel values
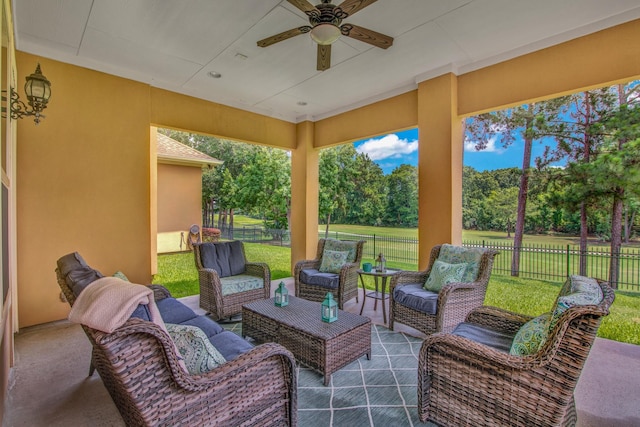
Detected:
left=242, top=296, right=371, bottom=385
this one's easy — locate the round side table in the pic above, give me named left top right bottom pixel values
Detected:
left=357, top=268, right=401, bottom=324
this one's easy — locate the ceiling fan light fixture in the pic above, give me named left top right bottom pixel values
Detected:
left=310, top=23, right=341, bottom=45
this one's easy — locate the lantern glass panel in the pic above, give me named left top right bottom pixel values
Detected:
left=321, top=293, right=338, bottom=322
left=275, top=282, right=289, bottom=307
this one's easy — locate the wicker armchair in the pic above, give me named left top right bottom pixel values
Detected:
left=88, top=320, right=296, bottom=427
left=56, top=259, right=297, bottom=427
left=194, top=241, right=270, bottom=321
left=417, top=279, right=614, bottom=426
left=294, top=238, right=365, bottom=309
left=389, top=245, right=498, bottom=335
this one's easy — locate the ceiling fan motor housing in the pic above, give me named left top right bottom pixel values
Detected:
left=308, top=2, right=346, bottom=27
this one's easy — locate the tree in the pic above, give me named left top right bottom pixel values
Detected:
left=344, top=153, right=386, bottom=226
left=538, top=88, right=616, bottom=274
left=482, top=187, right=519, bottom=236
left=318, top=145, right=356, bottom=236
left=384, top=164, right=418, bottom=227
left=599, top=99, right=640, bottom=286
left=236, top=148, right=291, bottom=236
left=466, top=99, right=569, bottom=275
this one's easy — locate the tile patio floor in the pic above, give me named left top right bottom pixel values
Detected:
left=3, top=278, right=640, bottom=426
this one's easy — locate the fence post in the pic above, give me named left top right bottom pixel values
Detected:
left=566, top=245, right=570, bottom=278
left=373, top=234, right=376, bottom=257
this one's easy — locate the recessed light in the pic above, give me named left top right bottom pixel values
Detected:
left=208, top=71, right=222, bottom=79
left=297, top=101, right=307, bottom=106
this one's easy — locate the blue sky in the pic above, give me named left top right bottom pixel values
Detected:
left=354, top=127, right=558, bottom=174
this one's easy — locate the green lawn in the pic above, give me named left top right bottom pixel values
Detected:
left=154, top=243, right=640, bottom=345
left=322, top=222, right=615, bottom=246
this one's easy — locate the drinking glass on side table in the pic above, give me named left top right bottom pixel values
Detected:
left=357, top=268, right=402, bottom=324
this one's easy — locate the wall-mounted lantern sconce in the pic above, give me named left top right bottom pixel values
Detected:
left=9, top=63, right=52, bottom=125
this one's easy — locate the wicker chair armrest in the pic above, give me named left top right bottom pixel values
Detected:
left=438, top=280, right=479, bottom=294
left=245, top=262, right=271, bottom=297
left=339, top=261, right=359, bottom=274
left=245, top=261, right=269, bottom=273
left=420, top=332, right=548, bottom=372
left=97, top=320, right=297, bottom=392
left=148, top=284, right=172, bottom=300
left=295, top=259, right=320, bottom=270
left=339, top=262, right=360, bottom=290
left=199, top=267, right=222, bottom=283
left=389, top=270, right=429, bottom=294
left=245, top=262, right=270, bottom=279
left=180, top=342, right=297, bottom=390
left=437, top=280, right=484, bottom=301
left=465, top=305, right=532, bottom=333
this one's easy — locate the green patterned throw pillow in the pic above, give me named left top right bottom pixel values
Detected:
left=166, top=324, right=226, bottom=375
left=424, top=260, right=467, bottom=292
left=550, top=275, right=603, bottom=329
left=319, top=250, right=350, bottom=273
left=323, top=239, right=358, bottom=263
left=437, top=244, right=485, bottom=282
left=510, top=312, right=552, bottom=356
left=112, top=271, right=130, bottom=281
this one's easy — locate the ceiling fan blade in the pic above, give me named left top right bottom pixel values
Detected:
left=336, top=0, right=378, bottom=17
left=317, top=44, right=331, bottom=71
left=287, top=0, right=318, bottom=15
left=341, top=24, right=393, bottom=49
left=257, top=26, right=311, bottom=47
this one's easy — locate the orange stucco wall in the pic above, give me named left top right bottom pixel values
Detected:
left=458, top=18, right=640, bottom=116
left=150, top=88, right=297, bottom=149
left=157, top=163, right=203, bottom=233
left=16, top=53, right=154, bottom=326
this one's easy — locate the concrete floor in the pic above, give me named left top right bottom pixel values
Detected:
left=3, top=278, right=640, bottom=426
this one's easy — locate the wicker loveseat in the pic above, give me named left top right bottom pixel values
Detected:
left=389, top=244, right=498, bottom=335
left=56, top=252, right=297, bottom=427
left=194, top=241, right=270, bottom=321
left=417, top=276, right=614, bottom=426
left=294, top=238, right=365, bottom=309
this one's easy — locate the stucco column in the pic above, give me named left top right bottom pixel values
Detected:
left=150, top=126, right=158, bottom=275
left=417, top=73, right=463, bottom=269
left=290, top=121, right=319, bottom=273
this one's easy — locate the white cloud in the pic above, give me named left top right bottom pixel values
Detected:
left=464, top=136, right=501, bottom=153
left=356, top=134, right=418, bottom=161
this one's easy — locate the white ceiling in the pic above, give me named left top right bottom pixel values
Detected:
left=12, top=0, right=640, bottom=123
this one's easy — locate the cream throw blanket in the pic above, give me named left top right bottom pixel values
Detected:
left=68, top=276, right=167, bottom=334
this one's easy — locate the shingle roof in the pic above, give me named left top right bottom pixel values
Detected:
left=157, top=133, right=222, bottom=168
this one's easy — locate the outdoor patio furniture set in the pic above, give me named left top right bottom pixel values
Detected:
left=55, top=238, right=613, bottom=426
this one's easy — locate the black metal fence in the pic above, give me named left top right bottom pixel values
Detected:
left=213, top=226, right=640, bottom=292
left=218, top=225, right=291, bottom=246
left=321, top=232, right=640, bottom=292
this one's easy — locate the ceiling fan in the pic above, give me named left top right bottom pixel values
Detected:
left=257, top=0, right=393, bottom=71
